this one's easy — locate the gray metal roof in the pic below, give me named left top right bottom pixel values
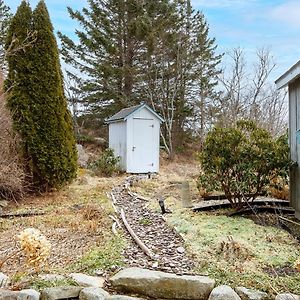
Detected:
left=276, top=59, right=300, bottom=89
left=105, top=103, right=164, bottom=123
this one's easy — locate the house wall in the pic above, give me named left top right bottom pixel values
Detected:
left=108, top=121, right=127, bottom=171
left=126, top=107, right=161, bottom=173
left=289, top=78, right=300, bottom=219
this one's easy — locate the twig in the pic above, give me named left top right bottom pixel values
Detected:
left=278, top=216, right=300, bottom=227
left=109, top=215, right=121, bottom=228
left=112, top=222, right=118, bottom=235
left=120, top=208, right=153, bottom=258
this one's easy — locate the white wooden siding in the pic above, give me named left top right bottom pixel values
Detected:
left=108, top=121, right=127, bottom=170
left=289, top=78, right=300, bottom=218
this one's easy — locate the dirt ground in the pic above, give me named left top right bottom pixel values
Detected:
left=0, top=171, right=125, bottom=278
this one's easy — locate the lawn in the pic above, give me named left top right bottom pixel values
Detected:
left=0, top=169, right=127, bottom=288
left=131, top=160, right=300, bottom=295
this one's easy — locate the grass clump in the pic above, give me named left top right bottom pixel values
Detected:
left=73, top=235, right=126, bottom=274
left=30, top=278, right=78, bottom=291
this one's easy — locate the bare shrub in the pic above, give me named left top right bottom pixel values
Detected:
left=0, top=72, right=25, bottom=200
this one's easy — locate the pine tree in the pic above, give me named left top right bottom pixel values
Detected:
left=6, top=0, right=77, bottom=190
left=190, top=11, right=223, bottom=147
left=58, top=0, right=147, bottom=122
left=0, top=0, right=12, bottom=64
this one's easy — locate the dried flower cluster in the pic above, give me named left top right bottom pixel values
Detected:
left=18, top=228, right=51, bottom=271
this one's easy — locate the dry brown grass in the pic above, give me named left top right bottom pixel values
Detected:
left=0, top=72, right=25, bottom=201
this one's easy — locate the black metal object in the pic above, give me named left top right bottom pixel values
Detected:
left=158, top=198, right=172, bottom=214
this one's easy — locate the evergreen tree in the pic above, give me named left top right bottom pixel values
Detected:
left=60, top=0, right=222, bottom=156
left=58, top=0, right=147, bottom=121
left=6, top=0, right=77, bottom=190
left=0, top=0, right=11, bottom=64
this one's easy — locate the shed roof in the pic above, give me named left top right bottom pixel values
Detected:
left=105, top=103, right=164, bottom=123
left=275, top=59, right=300, bottom=89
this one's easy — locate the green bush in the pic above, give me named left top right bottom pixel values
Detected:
left=198, top=120, right=291, bottom=209
left=89, top=148, right=120, bottom=177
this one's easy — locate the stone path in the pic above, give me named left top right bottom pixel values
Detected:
left=111, top=175, right=195, bottom=275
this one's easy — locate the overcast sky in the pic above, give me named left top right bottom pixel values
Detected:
left=8, top=0, right=300, bottom=81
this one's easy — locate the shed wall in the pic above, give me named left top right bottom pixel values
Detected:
left=289, top=78, right=300, bottom=218
left=108, top=121, right=127, bottom=171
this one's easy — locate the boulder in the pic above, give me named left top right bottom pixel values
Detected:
left=0, top=273, right=10, bottom=288
left=41, top=286, right=83, bottom=300
left=235, top=287, right=268, bottom=300
left=79, top=287, right=109, bottom=300
left=209, top=285, right=241, bottom=300
left=17, top=289, right=40, bottom=300
left=0, top=289, right=19, bottom=300
left=110, top=267, right=215, bottom=300
left=69, top=273, right=105, bottom=288
left=275, top=294, right=300, bottom=300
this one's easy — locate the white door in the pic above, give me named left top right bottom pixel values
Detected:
left=131, top=118, right=155, bottom=173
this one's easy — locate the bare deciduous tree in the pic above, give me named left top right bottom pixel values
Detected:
left=217, top=47, right=287, bottom=136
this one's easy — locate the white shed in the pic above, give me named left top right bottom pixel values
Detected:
left=276, top=59, right=300, bottom=220
left=105, top=103, right=164, bottom=173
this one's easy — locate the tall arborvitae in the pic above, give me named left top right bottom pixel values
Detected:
left=6, top=0, right=77, bottom=190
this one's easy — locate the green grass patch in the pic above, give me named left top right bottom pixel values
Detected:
left=71, top=235, right=127, bottom=274
left=167, top=209, right=300, bottom=295
left=29, top=278, right=78, bottom=291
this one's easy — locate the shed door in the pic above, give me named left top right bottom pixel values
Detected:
left=131, top=118, right=155, bottom=173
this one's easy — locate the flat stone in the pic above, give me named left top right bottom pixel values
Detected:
left=176, top=247, right=185, bottom=254
left=39, top=274, right=66, bottom=282
left=79, top=287, right=109, bottom=300
left=0, top=289, right=19, bottom=300
left=110, top=267, right=215, bottom=299
left=275, top=294, right=300, bottom=300
left=18, top=289, right=40, bottom=300
left=41, top=286, right=83, bottom=300
left=69, top=273, right=105, bottom=287
left=209, top=285, right=241, bottom=300
left=235, top=287, right=268, bottom=300
left=0, top=273, right=10, bottom=288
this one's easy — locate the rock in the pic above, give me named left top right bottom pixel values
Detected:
left=0, top=273, right=10, bottom=288
left=275, top=294, right=300, bottom=300
left=39, top=274, right=65, bottom=282
left=69, top=273, right=105, bottom=288
left=41, top=286, right=83, bottom=300
left=18, top=289, right=40, bottom=300
left=110, top=267, right=215, bottom=299
left=176, top=247, right=185, bottom=254
left=209, top=285, right=241, bottom=300
left=108, top=296, right=144, bottom=300
left=77, top=144, right=89, bottom=168
left=0, top=289, right=19, bottom=300
left=79, top=287, right=109, bottom=300
left=235, top=287, right=268, bottom=300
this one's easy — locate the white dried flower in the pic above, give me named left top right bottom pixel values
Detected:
left=18, top=228, right=51, bottom=271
